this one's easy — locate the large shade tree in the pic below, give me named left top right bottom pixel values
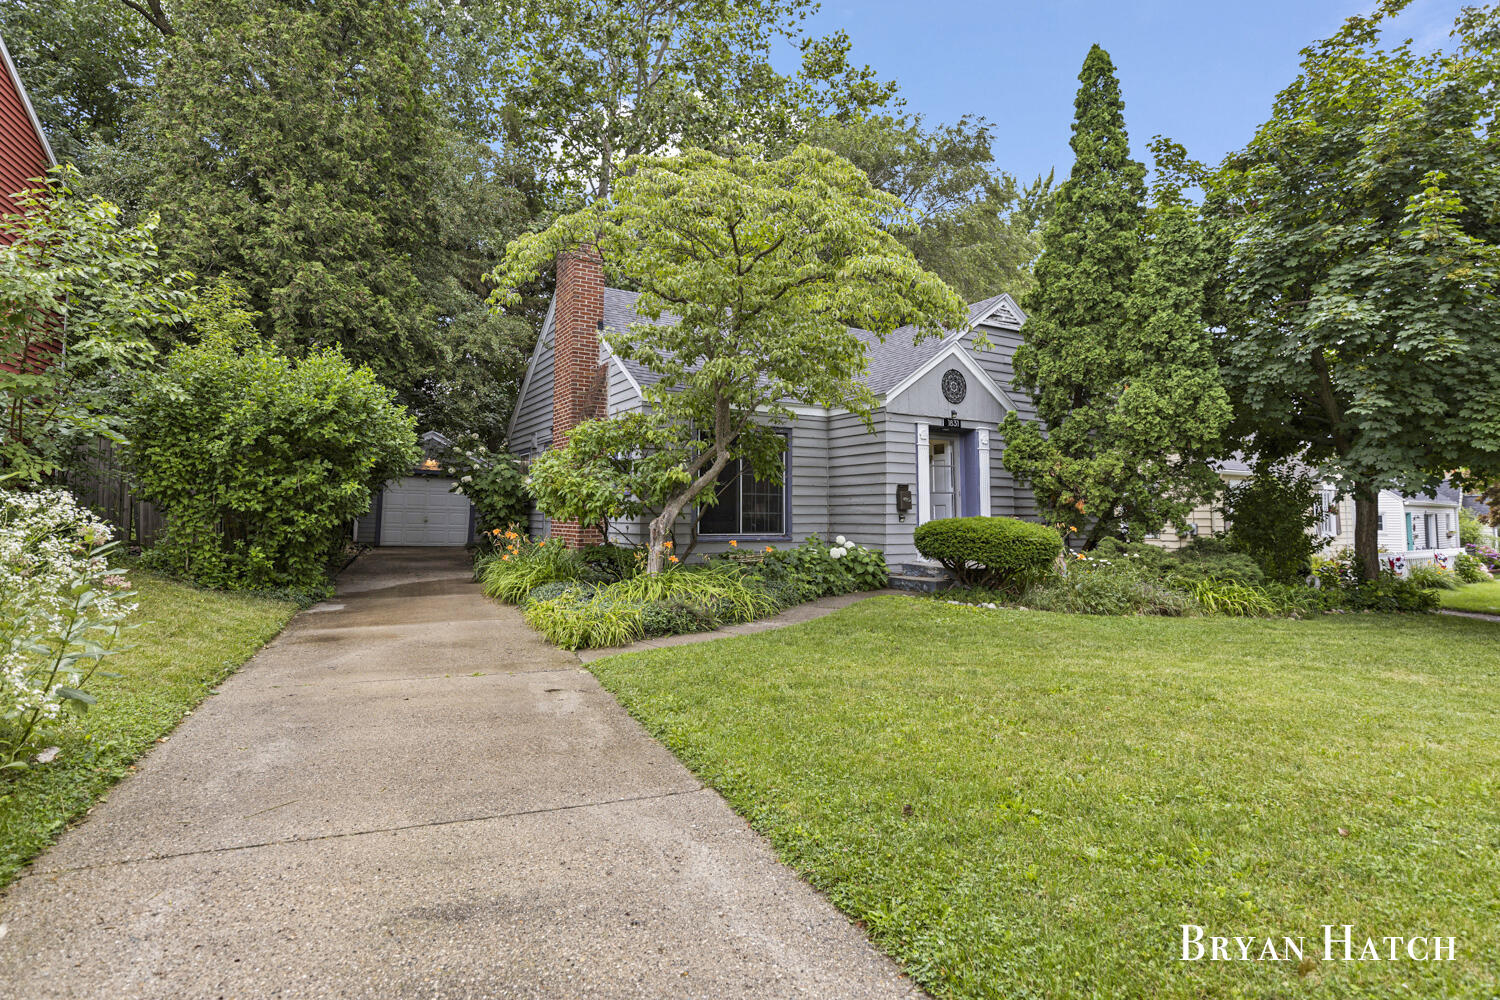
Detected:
left=1001, top=45, right=1230, bottom=545
left=1200, top=2, right=1500, bottom=578
left=804, top=113, right=1052, bottom=302
left=490, top=145, right=967, bottom=573
left=491, top=0, right=897, bottom=202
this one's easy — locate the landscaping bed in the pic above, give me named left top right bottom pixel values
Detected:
left=0, top=569, right=294, bottom=887
left=590, top=596, right=1500, bottom=999
left=478, top=532, right=886, bottom=649
left=935, top=532, right=1443, bottom=618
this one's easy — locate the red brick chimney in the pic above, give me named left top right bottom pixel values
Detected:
left=549, top=247, right=608, bottom=548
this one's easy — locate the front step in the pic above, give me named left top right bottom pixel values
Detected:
left=887, top=563, right=954, bottom=593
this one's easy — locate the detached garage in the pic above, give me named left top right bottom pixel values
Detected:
left=353, top=432, right=477, bottom=547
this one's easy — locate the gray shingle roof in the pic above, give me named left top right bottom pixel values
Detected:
left=600, top=287, right=1023, bottom=396
left=1409, top=481, right=1463, bottom=505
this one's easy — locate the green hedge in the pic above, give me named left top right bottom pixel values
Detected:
left=914, top=516, right=1063, bottom=591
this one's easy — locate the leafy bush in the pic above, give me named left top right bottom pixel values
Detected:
left=1459, top=505, right=1483, bottom=547
left=914, top=517, right=1062, bottom=591
left=640, top=599, right=719, bottom=638
left=127, top=305, right=418, bottom=591
left=525, top=580, right=597, bottom=606
left=1466, top=542, right=1500, bottom=574
left=0, top=489, right=136, bottom=769
left=0, top=170, right=192, bottom=483
left=1221, top=463, right=1327, bottom=583
left=1093, top=536, right=1264, bottom=586
left=746, top=535, right=886, bottom=598
left=1454, top=551, right=1491, bottom=584
left=481, top=533, right=584, bottom=603
left=1312, top=547, right=1361, bottom=590
left=1166, top=550, right=1265, bottom=587
left=443, top=435, right=528, bottom=535
left=1341, top=576, right=1440, bottom=613
left=1407, top=563, right=1461, bottom=591
left=1023, top=563, right=1199, bottom=617
left=523, top=594, right=644, bottom=650
left=580, top=543, right=642, bottom=583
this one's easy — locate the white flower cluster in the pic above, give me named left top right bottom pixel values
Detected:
left=829, top=535, right=853, bottom=559
left=0, top=489, right=136, bottom=744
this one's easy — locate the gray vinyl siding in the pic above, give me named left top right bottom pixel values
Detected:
left=965, top=320, right=1039, bottom=520
left=354, top=505, right=378, bottom=544
left=508, top=310, right=554, bottom=538
left=827, top=410, right=894, bottom=554
left=509, top=312, right=555, bottom=462
left=606, top=355, right=645, bottom=416
left=787, top=411, right=830, bottom=541
left=963, top=321, right=1038, bottom=422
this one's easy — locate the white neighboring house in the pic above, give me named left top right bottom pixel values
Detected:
left=1373, top=483, right=1464, bottom=573
left=1150, top=458, right=1465, bottom=574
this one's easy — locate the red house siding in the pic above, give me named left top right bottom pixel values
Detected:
left=0, top=32, right=60, bottom=380
left=0, top=32, right=54, bottom=240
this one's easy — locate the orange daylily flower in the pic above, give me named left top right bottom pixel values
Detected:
left=728, top=540, right=738, bottom=547
left=669, top=555, right=679, bottom=563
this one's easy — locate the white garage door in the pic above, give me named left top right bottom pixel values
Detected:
left=379, top=476, right=472, bottom=546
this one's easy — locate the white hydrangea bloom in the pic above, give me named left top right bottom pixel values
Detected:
left=0, top=489, right=136, bottom=760
left=835, top=535, right=847, bottom=546
left=829, top=546, right=845, bottom=559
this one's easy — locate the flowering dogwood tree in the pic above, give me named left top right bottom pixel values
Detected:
left=491, top=146, right=966, bottom=574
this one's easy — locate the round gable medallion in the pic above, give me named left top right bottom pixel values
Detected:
left=941, top=368, right=968, bottom=404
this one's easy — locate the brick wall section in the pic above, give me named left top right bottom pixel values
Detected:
left=549, top=247, right=608, bottom=548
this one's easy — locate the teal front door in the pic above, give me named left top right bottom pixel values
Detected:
left=1404, top=512, right=1414, bottom=551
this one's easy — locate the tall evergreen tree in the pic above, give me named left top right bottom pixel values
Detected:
left=1000, top=45, right=1229, bottom=546
left=136, top=0, right=439, bottom=391
left=112, top=0, right=541, bottom=444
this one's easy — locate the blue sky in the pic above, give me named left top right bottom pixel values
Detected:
left=779, top=0, right=1467, bottom=183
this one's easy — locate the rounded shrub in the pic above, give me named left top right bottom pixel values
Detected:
left=914, top=516, right=1063, bottom=591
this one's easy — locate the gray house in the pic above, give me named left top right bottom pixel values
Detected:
left=507, top=252, right=1040, bottom=576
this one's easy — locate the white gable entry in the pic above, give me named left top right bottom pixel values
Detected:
left=884, top=342, right=1016, bottom=528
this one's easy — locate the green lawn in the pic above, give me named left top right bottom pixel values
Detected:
left=0, top=570, right=295, bottom=887
left=1438, top=580, right=1500, bottom=616
left=591, top=597, right=1500, bottom=1000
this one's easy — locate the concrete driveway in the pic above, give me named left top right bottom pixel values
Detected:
left=0, top=548, right=921, bottom=1000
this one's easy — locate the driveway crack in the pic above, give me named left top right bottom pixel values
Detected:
left=13, top=785, right=708, bottom=881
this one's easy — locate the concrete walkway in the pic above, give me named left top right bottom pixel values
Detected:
left=0, top=548, right=920, bottom=1000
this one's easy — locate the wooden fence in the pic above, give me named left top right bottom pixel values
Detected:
left=66, top=438, right=165, bottom=548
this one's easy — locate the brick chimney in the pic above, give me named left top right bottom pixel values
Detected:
left=549, top=247, right=608, bottom=548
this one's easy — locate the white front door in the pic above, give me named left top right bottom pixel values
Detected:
left=929, top=437, right=958, bottom=520
left=379, top=476, right=472, bottom=546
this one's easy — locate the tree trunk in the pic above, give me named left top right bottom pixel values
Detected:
left=646, top=501, right=685, bottom=575
left=1353, top=480, right=1380, bottom=581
